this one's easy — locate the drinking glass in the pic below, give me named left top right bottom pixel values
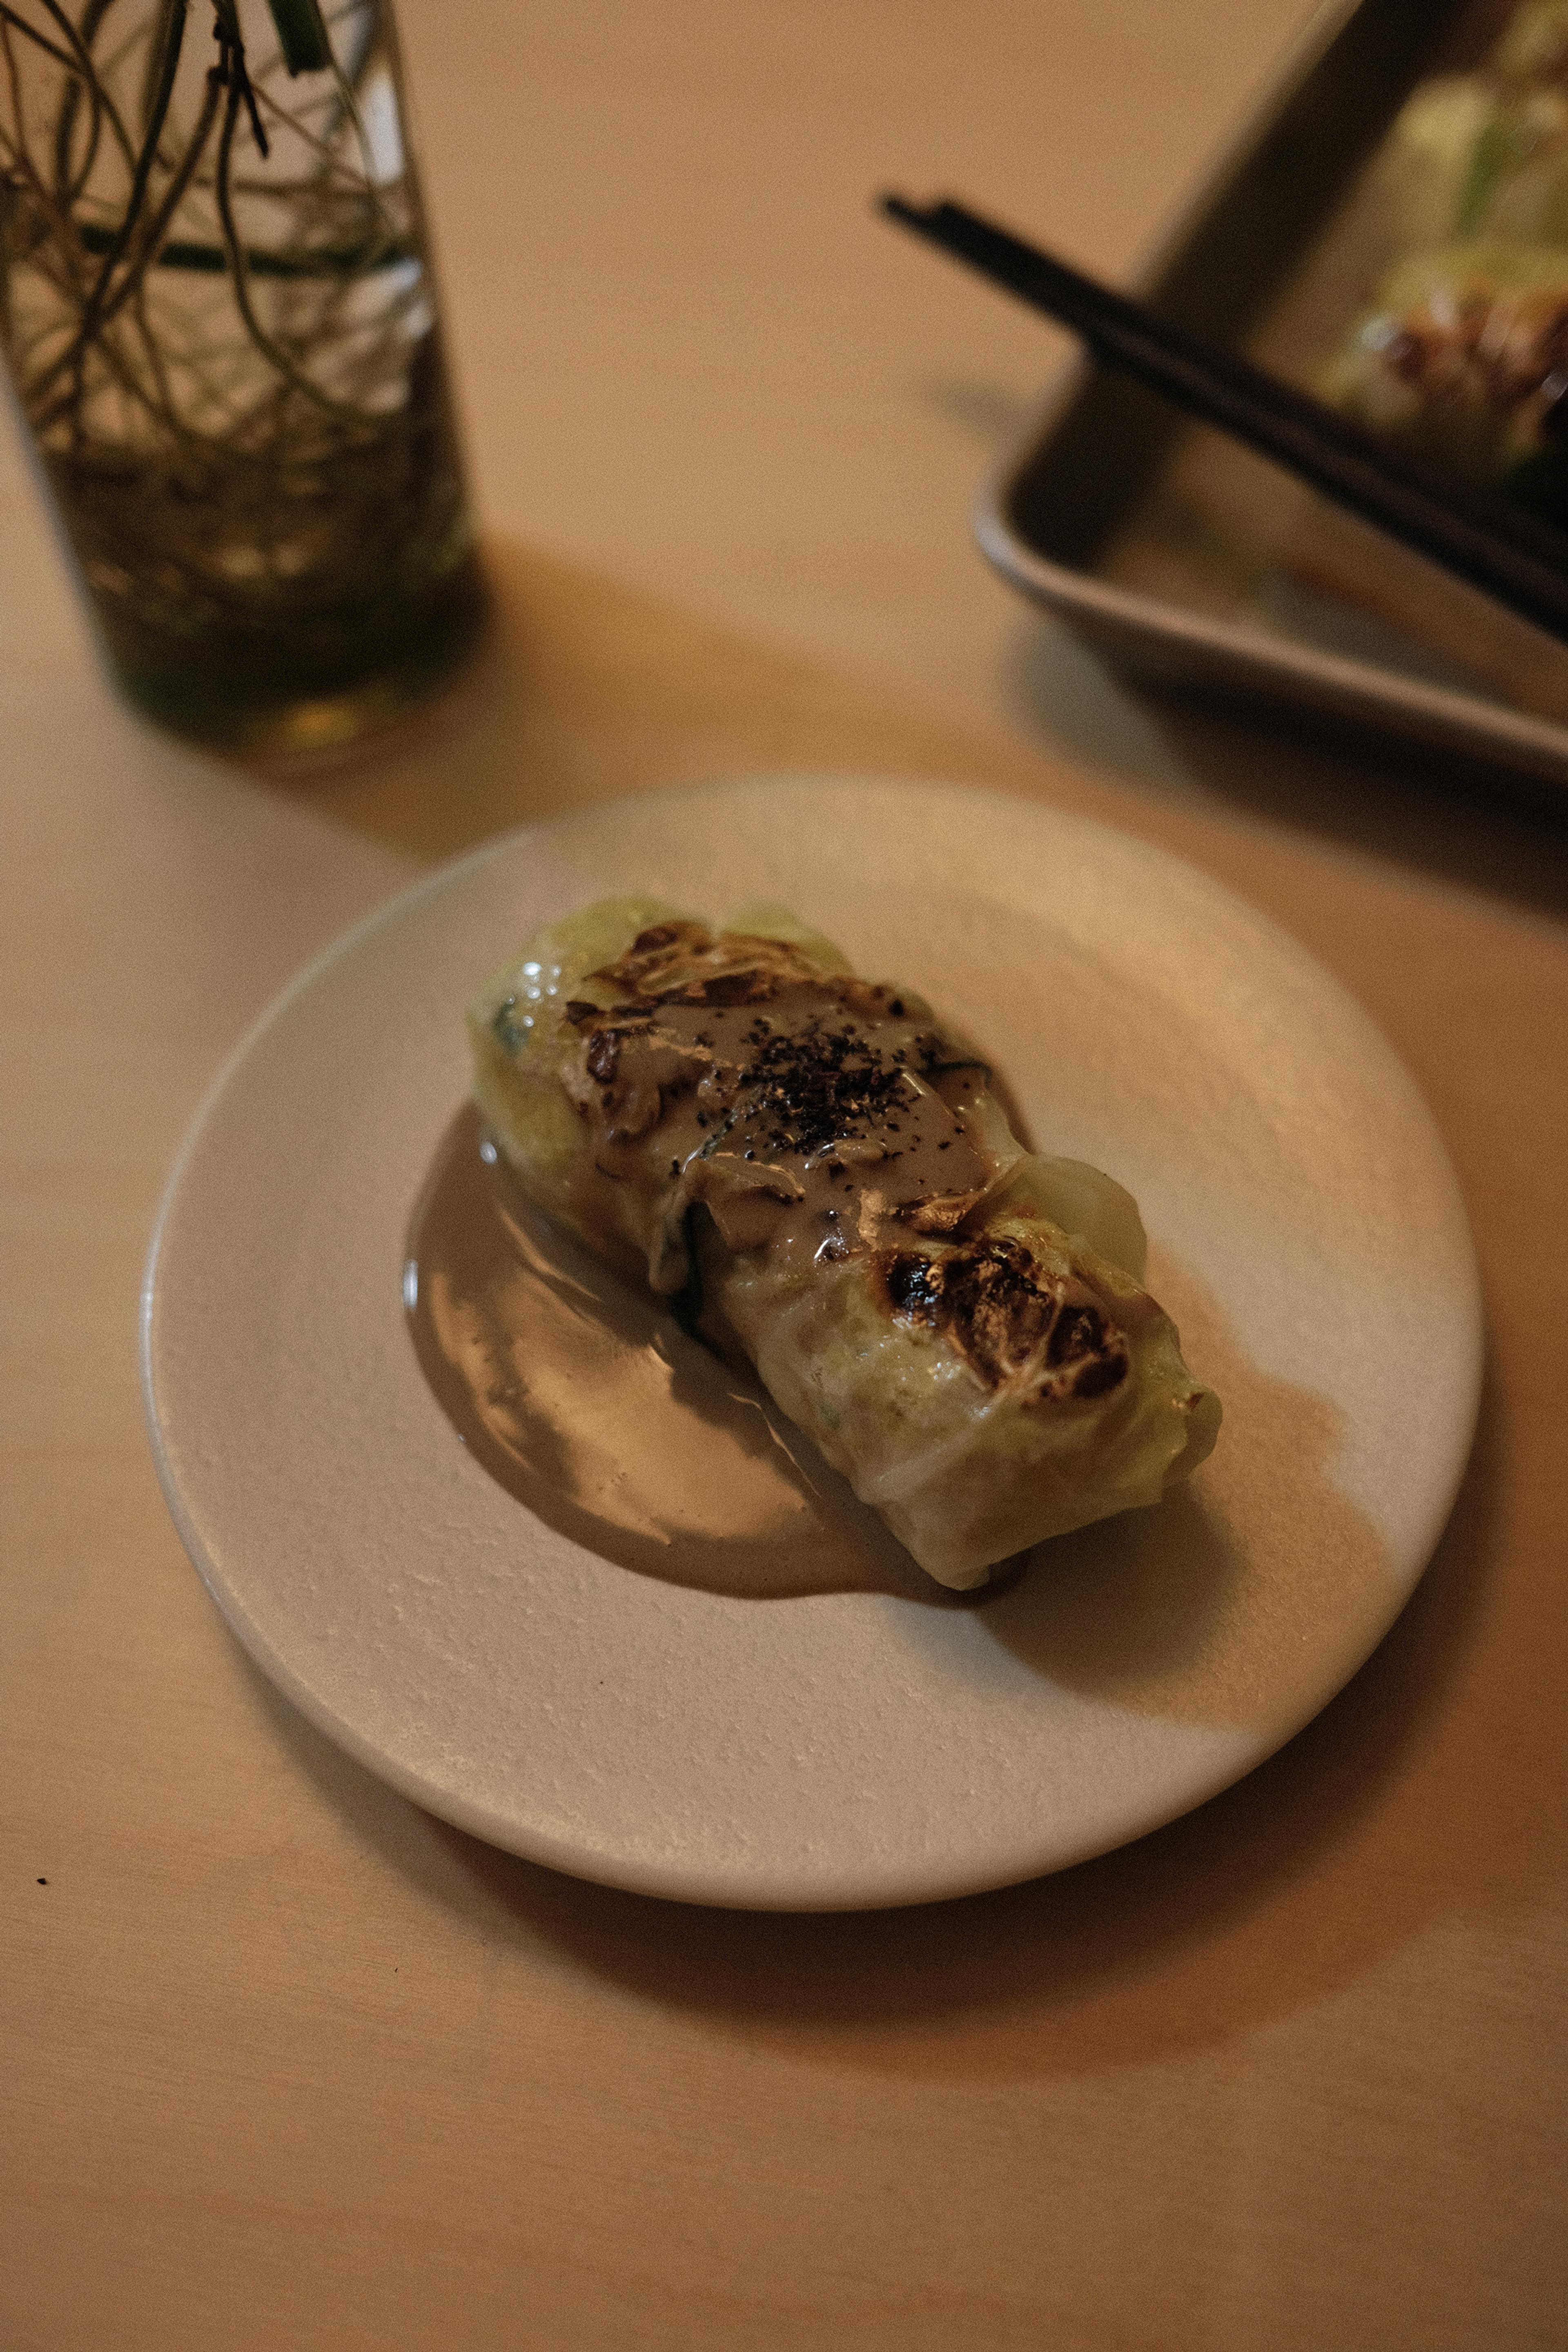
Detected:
left=0, top=0, right=484, bottom=748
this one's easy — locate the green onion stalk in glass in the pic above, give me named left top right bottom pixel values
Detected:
left=0, top=0, right=485, bottom=749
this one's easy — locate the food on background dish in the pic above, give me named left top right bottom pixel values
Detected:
left=1321, top=2, right=1568, bottom=523
left=466, top=898, right=1219, bottom=1590
left=1323, top=243, right=1568, bottom=514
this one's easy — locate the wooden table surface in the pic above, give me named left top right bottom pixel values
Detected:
left=4, top=3, right=1567, bottom=2345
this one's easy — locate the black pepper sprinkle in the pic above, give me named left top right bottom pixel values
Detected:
left=670, top=1158, right=679, bottom=1178
left=890, top=999, right=904, bottom=1017
left=735, top=1014, right=921, bottom=1155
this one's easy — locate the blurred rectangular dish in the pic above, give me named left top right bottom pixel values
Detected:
left=975, top=0, right=1568, bottom=793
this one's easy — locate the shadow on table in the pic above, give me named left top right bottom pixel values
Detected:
left=223, top=533, right=1056, bottom=873
left=203, top=536, right=1564, bottom=1302
left=199, top=530, right=1568, bottom=944
left=248, top=1376, right=1519, bottom=2083
left=1009, top=615, right=1568, bottom=922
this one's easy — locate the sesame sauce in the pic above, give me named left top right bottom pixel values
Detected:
left=561, top=924, right=998, bottom=1292
left=402, top=1105, right=1002, bottom=1604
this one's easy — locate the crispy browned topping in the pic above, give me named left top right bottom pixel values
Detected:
left=593, top=920, right=787, bottom=1002
left=561, top=921, right=999, bottom=1292
left=882, top=1238, right=1129, bottom=1398
left=1383, top=299, right=1568, bottom=421
left=895, top=1191, right=985, bottom=1237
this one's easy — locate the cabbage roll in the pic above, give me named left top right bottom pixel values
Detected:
left=1318, top=4, right=1568, bottom=521
left=1322, top=243, right=1568, bottom=517
left=467, top=898, right=1219, bottom=1589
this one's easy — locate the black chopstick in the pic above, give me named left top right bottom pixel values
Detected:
left=881, top=193, right=1568, bottom=646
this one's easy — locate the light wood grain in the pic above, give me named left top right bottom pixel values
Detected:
left=4, top=4, right=1568, bottom=2348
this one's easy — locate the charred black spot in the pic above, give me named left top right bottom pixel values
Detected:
left=884, top=1252, right=943, bottom=1317
left=1073, top=1352, right=1129, bottom=1398
left=882, top=1237, right=1058, bottom=1389
left=1046, top=1303, right=1105, bottom=1367
left=632, top=926, right=680, bottom=953
left=885, top=1239, right=1131, bottom=1396
left=584, top=1030, right=621, bottom=1084
left=563, top=999, right=600, bottom=1026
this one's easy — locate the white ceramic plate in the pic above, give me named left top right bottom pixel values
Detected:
left=140, top=777, right=1481, bottom=1910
